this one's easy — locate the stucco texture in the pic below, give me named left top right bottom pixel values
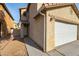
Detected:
left=46, top=6, right=79, bottom=52
left=29, top=4, right=45, bottom=48
left=0, top=4, right=14, bottom=37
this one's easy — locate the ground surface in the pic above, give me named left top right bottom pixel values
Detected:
left=0, top=36, right=28, bottom=56
left=24, top=37, right=79, bottom=56
left=1, top=36, right=79, bottom=56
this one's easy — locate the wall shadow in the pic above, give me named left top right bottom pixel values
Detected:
left=12, top=28, right=43, bottom=52
left=0, top=10, right=10, bottom=41
left=24, top=37, right=43, bottom=51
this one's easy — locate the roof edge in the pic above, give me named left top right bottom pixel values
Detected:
left=1, top=3, right=14, bottom=20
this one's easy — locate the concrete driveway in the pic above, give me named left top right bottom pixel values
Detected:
left=48, top=40, right=79, bottom=56
left=24, top=37, right=79, bottom=56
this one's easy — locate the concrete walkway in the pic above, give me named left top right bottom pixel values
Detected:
left=24, top=37, right=79, bottom=56
left=24, top=37, right=48, bottom=56
left=24, top=37, right=63, bottom=56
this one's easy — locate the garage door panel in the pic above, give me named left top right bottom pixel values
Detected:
left=55, top=22, right=77, bottom=46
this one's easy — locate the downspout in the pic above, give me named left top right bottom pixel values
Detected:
left=40, top=12, right=46, bottom=52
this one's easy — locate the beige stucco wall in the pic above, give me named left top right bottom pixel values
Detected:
left=4, top=12, right=14, bottom=33
left=34, top=15, right=44, bottom=48
left=20, top=8, right=27, bottom=38
left=77, top=25, right=79, bottom=40
left=0, top=5, right=14, bottom=36
left=46, top=12, right=55, bottom=52
left=47, top=6, right=79, bottom=22
left=21, top=9, right=26, bottom=15
left=20, top=23, right=27, bottom=38
left=20, top=9, right=27, bottom=21
left=29, top=3, right=37, bottom=39
left=21, top=16, right=26, bottom=21
left=37, top=3, right=43, bottom=10
left=28, top=4, right=79, bottom=52
left=0, top=5, right=14, bottom=28
left=46, top=6, right=79, bottom=52
left=29, top=3, right=45, bottom=48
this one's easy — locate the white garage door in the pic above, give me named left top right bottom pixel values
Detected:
left=55, top=22, right=77, bottom=46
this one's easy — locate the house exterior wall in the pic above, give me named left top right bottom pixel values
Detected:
left=29, top=4, right=37, bottom=39
left=21, top=9, right=26, bottom=15
left=4, top=11, right=14, bottom=33
left=20, top=9, right=26, bottom=21
left=21, top=16, right=26, bottom=21
left=20, top=23, right=27, bottom=38
left=27, top=4, right=79, bottom=52
left=29, top=3, right=45, bottom=48
left=47, top=6, right=79, bottom=21
left=46, top=6, right=79, bottom=52
left=46, top=11, right=55, bottom=52
left=20, top=8, right=27, bottom=38
left=37, top=3, right=43, bottom=10
left=34, top=15, right=44, bottom=48
left=0, top=4, right=14, bottom=37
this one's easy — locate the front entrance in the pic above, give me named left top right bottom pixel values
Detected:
left=55, top=21, right=77, bottom=46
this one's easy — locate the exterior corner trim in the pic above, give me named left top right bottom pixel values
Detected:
left=40, top=12, right=46, bottom=52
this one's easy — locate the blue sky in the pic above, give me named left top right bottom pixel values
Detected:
left=6, top=3, right=28, bottom=23
left=5, top=3, right=79, bottom=23
left=76, top=3, right=79, bottom=10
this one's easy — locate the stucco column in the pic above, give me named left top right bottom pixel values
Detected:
left=46, top=14, right=55, bottom=52
left=77, top=25, right=79, bottom=40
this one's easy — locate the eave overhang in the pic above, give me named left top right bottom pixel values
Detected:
left=34, top=3, right=79, bottom=20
